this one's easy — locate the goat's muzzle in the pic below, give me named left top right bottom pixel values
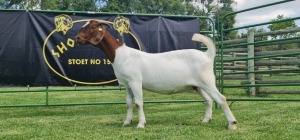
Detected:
left=75, top=35, right=85, bottom=45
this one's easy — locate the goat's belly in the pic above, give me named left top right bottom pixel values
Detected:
left=142, top=79, right=196, bottom=94
left=142, top=84, right=194, bottom=94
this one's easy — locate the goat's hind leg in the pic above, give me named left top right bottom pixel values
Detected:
left=198, top=89, right=213, bottom=123
left=123, top=87, right=134, bottom=126
left=202, top=85, right=237, bottom=130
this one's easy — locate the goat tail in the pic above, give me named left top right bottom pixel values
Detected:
left=192, top=33, right=216, bottom=60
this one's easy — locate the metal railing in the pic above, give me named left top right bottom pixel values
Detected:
left=219, top=0, right=300, bottom=99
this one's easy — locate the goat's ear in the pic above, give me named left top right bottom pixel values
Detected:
left=89, top=27, right=105, bottom=45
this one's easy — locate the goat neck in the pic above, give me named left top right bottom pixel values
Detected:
left=96, top=29, right=122, bottom=63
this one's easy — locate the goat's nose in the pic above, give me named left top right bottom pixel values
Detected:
left=75, top=36, right=80, bottom=45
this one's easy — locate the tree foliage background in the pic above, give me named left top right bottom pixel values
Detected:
left=266, top=14, right=299, bottom=50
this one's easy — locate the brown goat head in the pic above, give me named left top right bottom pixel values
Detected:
left=76, top=20, right=111, bottom=45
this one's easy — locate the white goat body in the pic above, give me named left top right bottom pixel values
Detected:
left=113, top=43, right=213, bottom=94
left=111, top=34, right=237, bottom=130
left=76, top=21, right=237, bottom=130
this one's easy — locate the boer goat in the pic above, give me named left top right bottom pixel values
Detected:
left=76, top=20, right=237, bottom=130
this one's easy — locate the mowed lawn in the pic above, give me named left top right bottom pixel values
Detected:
left=0, top=75, right=300, bottom=140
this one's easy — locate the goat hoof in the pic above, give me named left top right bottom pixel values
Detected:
left=137, top=122, right=146, bottom=128
left=123, top=120, right=132, bottom=126
left=228, top=121, right=237, bottom=130
left=202, top=118, right=212, bottom=123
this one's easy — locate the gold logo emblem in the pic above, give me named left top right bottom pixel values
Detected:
left=113, top=16, right=130, bottom=36
left=54, top=14, right=73, bottom=35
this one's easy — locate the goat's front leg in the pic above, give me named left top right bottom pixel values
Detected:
left=123, top=87, right=134, bottom=126
left=129, top=82, right=146, bottom=128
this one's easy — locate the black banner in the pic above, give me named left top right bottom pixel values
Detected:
left=0, top=10, right=201, bottom=86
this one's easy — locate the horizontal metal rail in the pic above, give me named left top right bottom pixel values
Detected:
left=223, top=36, right=300, bottom=48
left=223, top=16, right=300, bottom=32
left=0, top=87, right=125, bottom=94
left=0, top=9, right=215, bottom=34
left=0, top=100, right=204, bottom=108
left=221, top=0, right=295, bottom=32
left=1, top=85, right=300, bottom=108
left=223, top=52, right=300, bottom=62
left=1, top=98, right=300, bottom=108
left=222, top=0, right=294, bottom=20
left=223, top=68, right=300, bottom=75
left=223, top=83, right=300, bottom=88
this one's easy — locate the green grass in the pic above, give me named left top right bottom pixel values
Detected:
left=0, top=75, right=300, bottom=139
left=1, top=99, right=300, bottom=140
left=0, top=88, right=300, bottom=139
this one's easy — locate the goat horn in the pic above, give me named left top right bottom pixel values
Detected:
left=99, top=22, right=113, bottom=29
